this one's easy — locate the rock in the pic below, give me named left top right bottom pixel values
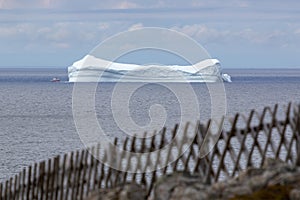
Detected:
left=290, top=189, right=300, bottom=200
left=86, top=159, right=300, bottom=200
left=153, top=159, right=300, bottom=199
left=208, top=181, right=226, bottom=198
left=154, top=172, right=209, bottom=200
left=247, top=175, right=267, bottom=191
left=169, top=184, right=208, bottom=200
left=221, top=185, right=252, bottom=199
left=234, top=167, right=265, bottom=184
left=86, top=183, right=146, bottom=200
left=263, top=157, right=285, bottom=169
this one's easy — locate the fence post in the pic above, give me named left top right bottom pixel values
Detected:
left=296, top=105, right=300, bottom=166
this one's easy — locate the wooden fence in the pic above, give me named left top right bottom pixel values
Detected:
left=1, top=103, right=300, bottom=199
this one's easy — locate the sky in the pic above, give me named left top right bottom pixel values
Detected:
left=0, top=0, right=300, bottom=68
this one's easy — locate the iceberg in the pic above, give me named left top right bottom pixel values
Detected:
left=68, top=55, right=231, bottom=82
left=222, top=73, right=232, bottom=83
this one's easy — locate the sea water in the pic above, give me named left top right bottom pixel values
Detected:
left=0, top=68, right=300, bottom=182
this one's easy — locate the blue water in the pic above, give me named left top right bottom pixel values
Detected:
left=1, top=68, right=300, bottom=182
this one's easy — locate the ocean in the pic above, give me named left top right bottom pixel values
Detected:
left=0, top=68, right=300, bottom=182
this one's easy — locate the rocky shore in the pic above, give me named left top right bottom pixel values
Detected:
left=87, top=158, right=300, bottom=200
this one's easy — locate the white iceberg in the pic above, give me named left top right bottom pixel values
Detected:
left=68, top=55, right=231, bottom=82
left=222, top=73, right=232, bottom=82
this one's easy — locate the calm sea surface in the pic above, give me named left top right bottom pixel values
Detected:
left=1, top=68, right=300, bottom=182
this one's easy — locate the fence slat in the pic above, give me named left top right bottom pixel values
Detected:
left=4, top=181, right=8, bottom=200
left=92, top=157, right=98, bottom=191
left=49, top=158, right=55, bottom=200
left=25, top=166, right=31, bottom=200
left=86, top=149, right=94, bottom=197
left=75, top=150, right=84, bottom=200
left=20, top=168, right=25, bottom=200
left=14, top=173, right=19, bottom=200
left=79, top=149, right=89, bottom=200
left=53, top=156, right=60, bottom=200
left=39, top=161, right=45, bottom=200
left=31, top=163, right=37, bottom=200
left=45, top=159, right=51, bottom=200
left=8, top=178, right=12, bottom=200
left=0, top=182, right=2, bottom=200
left=71, top=151, right=80, bottom=200
left=59, top=154, right=67, bottom=200
left=65, top=152, right=74, bottom=200
left=296, top=105, right=300, bottom=166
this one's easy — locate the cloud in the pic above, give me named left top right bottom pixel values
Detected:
left=114, top=1, right=138, bottom=9
left=53, top=42, right=70, bottom=49
left=1, top=0, right=300, bottom=67
left=1, top=0, right=300, bottom=25
left=1, top=20, right=299, bottom=53
left=0, top=26, right=17, bottom=37
left=45, top=28, right=69, bottom=42
left=128, top=23, right=143, bottom=31
left=1, top=0, right=296, bottom=10
left=0, top=0, right=139, bottom=9
left=0, top=0, right=53, bottom=9
left=295, top=29, right=300, bottom=35
left=172, top=25, right=231, bottom=44
left=0, top=21, right=130, bottom=53
left=0, top=23, right=36, bottom=38
left=172, top=24, right=300, bottom=48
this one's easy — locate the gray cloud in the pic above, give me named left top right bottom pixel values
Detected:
left=1, top=0, right=299, bottom=11
left=0, top=0, right=242, bottom=9
left=0, top=0, right=300, bottom=67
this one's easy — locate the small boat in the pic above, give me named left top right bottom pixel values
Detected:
left=51, top=77, right=60, bottom=82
